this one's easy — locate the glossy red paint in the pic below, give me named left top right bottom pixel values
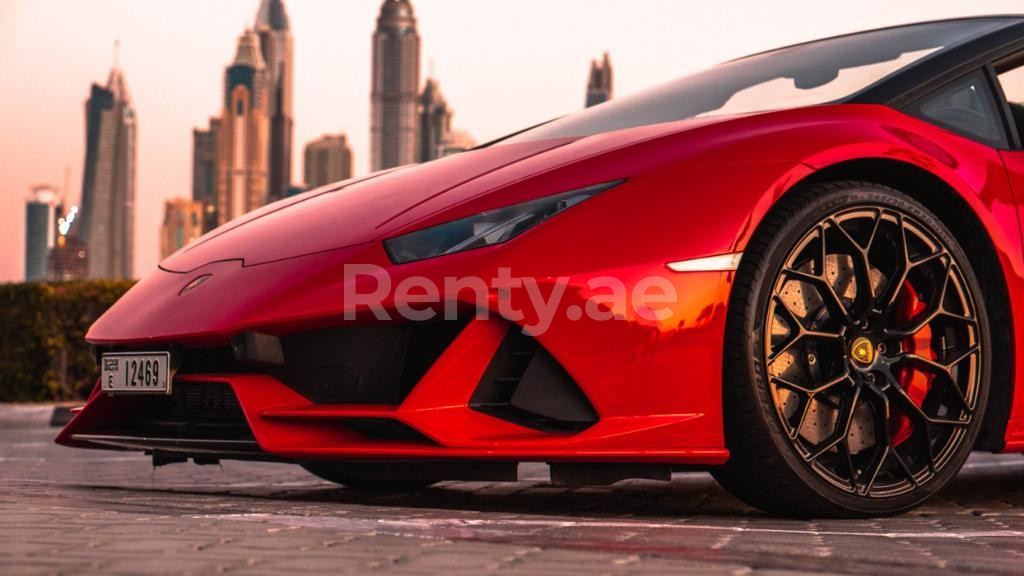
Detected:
left=59, top=102, right=1024, bottom=463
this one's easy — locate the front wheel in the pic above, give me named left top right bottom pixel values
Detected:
left=713, top=181, right=990, bottom=517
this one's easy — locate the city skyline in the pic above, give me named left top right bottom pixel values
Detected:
left=3, top=0, right=1021, bottom=283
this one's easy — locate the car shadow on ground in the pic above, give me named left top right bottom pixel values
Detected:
left=312, top=458, right=1024, bottom=519
left=67, top=454, right=1024, bottom=521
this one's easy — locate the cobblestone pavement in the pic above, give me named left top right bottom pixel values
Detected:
left=2, top=405, right=1024, bottom=575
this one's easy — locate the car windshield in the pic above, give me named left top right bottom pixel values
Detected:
left=503, top=18, right=1018, bottom=144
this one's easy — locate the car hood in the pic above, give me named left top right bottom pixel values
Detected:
left=160, top=116, right=734, bottom=272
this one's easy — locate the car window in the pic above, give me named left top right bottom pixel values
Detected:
left=500, top=18, right=1019, bottom=144
left=699, top=49, right=937, bottom=118
left=905, top=71, right=1007, bottom=148
left=996, top=59, right=1024, bottom=144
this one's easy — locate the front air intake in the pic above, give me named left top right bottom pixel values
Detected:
left=268, top=318, right=470, bottom=404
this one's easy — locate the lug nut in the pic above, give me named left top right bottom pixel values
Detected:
left=807, top=353, right=817, bottom=366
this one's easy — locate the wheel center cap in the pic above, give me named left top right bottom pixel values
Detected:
left=850, top=337, right=875, bottom=367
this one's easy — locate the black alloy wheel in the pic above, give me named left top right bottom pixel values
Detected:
left=713, top=181, right=990, bottom=517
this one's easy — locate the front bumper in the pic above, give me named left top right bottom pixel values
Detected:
left=59, top=309, right=730, bottom=465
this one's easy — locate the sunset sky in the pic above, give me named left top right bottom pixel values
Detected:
left=1, top=0, right=1021, bottom=283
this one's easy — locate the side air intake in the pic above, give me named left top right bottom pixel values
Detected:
left=469, top=327, right=597, bottom=433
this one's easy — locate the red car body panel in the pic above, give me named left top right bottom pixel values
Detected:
left=59, top=102, right=1024, bottom=462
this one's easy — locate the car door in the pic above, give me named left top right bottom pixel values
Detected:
left=993, top=52, right=1024, bottom=223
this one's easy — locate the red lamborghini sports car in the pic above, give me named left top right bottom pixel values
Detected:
left=60, top=17, right=1024, bottom=516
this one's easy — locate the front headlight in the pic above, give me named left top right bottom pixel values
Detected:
left=383, top=180, right=623, bottom=264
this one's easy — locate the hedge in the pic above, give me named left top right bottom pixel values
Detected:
left=0, top=280, right=135, bottom=402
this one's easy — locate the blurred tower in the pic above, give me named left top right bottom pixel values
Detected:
left=418, top=77, right=452, bottom=163
left=160, top=197, right=204, bottom=259
left=24, top=186, right=58, bottom=282
left=78, top=58, right=136, bottom=279
left=47, top=201, right=87, bottom=282
left=217, top=30, right=270, bottom=225
left=586, top=52, right=614, bottom=108
left=304, top=134, right=353, bottom=189
left=255, top=0, right=294, bottom=202
left=192, top=117, right=220, bottom=232
left=440, top=130, right=477, bottom=157
left=371, top=0, right=421, bottom=171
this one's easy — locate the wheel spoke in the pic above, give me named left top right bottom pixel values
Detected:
left=891, top=450, right=919, bottom=488
left=814, top=373, right=853, bottom=395
left=862, top=445, right=890, bottom=496
left=773, top=372, right=849, bottom=396
left=768, top=295, right=844, bottom=362
left=894, top=353, right=948, bottom=376
left=827, top=217, right=874, bottom=317
left=772, top=373, right=852, bottom=440
left=838, top=439, right=859, bottom=492
left=859, top=384, right=893, bottom=496
left=884, top=259, right=953, bottom=337
left=789, top=396, right=813, bottom=440
left=879, top=368, right=938, bottom=474
left=863, top=209, right=884, bottom=253
left=804, top=386, right=861, bottom=462
left=878, top=212, right=911, bottom=313
left=880, top=364, right=966, bottom=424
left=937, top=310, right=978, bottom=327
left=782, top=267, right=851, bottom=325
left=891, top=345, right=978, bottom=414
left=909, top=249, right=948, bottom=269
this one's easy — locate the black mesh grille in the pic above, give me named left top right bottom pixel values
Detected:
left=178, top=347, right=242, bottom=375
left=267, top=319, right=469, bottom=404
left=92, top=382, right=254, bottom=441
left=167, top=381, right=245, bottom=419
left=96, top=319, right=470, bottom=406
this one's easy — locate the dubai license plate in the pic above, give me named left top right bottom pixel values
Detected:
left=100, top=352, right=172, bottom=395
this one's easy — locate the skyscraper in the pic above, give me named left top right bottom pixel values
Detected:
left=192, top=117, right=220, bottom=233
left=160, top=198, right=204, bottom=259
left=419, top=77, right=452, bottom=163
left=47, top=203, right=88, bottom=282
left=217, top=29, right=270, bottom=225
left=24, top=186, right=57, bottom=282
left=255, top=0, right=294, bottom=202
left=586, top=52, right=614, bottom=108
left=304, top=134, right=353, bottom=189
left=78, top=64, right=136, bottom=280
left=371, top=0, right=421, bottom=171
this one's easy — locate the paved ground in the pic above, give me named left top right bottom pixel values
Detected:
left=2, top=405, right=1024, bottom=575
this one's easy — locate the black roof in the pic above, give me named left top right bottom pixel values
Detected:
left=848, top=16, right=1024, bottom=106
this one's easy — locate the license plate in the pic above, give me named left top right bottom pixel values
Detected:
left=101, top=352, right=172, bottom=395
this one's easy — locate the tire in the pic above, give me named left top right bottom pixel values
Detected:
left=712, top=181, right=990, bottom=517
left=303, top=463, right=437, bottom=491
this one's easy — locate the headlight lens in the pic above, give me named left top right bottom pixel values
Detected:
left=384, top=180, right=623, bottom=264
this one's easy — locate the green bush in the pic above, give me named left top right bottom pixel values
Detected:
left=0, top=280, right=134, bottom=402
